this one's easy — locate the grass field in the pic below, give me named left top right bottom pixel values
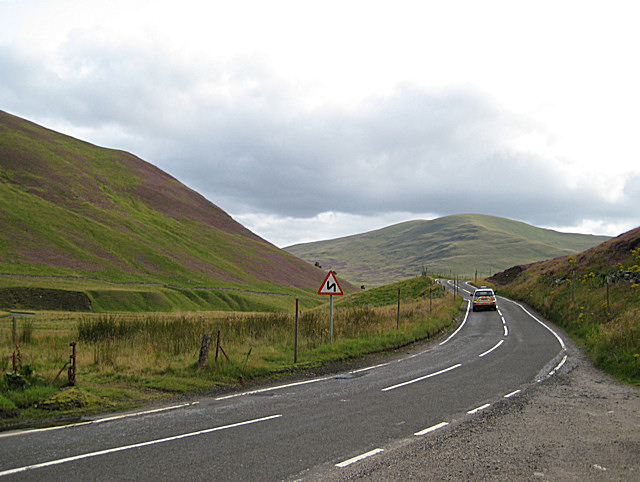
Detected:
left=0, top=276, right=460, bottom=425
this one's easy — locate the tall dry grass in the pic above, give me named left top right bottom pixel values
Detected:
left=1, top=292, right=459, bottom=392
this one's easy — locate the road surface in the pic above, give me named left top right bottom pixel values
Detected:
left=0, top=282, right=567, bottom=480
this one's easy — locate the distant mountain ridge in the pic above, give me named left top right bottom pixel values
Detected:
left=285, top=214, right=611, bottom=286
left=0, top=110, right=332, bottom=304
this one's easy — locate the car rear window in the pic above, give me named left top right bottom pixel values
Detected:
left=475, top=290, right=493, bottom=297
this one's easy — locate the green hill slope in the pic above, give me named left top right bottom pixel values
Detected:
left=0, top=110, right=337, bottom=311
left=488, top=226, right=640, bottom=383
left=285, top=213, right=611, bottom=286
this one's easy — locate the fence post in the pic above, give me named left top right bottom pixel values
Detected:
left=430, top=288, right=433, bottom=314
left=198, top=334, right=212, bottom=368
left=606, top=275, right=610, bottom=317
left=68, top=342, right=76, bottom=386
left=294, top=299, right=299, bottom=364
left=397, top=288, right=401, bottom=329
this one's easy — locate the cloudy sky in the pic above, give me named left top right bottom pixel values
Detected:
left=1, top=0, right=639, bottom=247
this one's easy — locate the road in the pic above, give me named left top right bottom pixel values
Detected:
left=0, top=281, right=567, bottom=480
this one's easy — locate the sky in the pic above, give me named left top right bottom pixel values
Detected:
left=1, top=0, right=639, bottom=247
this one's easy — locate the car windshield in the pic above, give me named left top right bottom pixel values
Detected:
left=475, top=291, right=493, bottom=297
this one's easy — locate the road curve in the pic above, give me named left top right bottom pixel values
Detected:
left=0, top=284, right=567, bottom=480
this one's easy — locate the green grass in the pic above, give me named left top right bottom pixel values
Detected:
left=488, top=234, right=640, bottom=385
left=336, top=276, right=448, bottom=308
left=0, top=276, right=462, bottom=425
left=0, top=110, right=336, bottom=312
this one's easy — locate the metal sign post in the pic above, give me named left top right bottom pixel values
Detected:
left=317, top=270, right=344, bottom=343
left=329, top=294, right=334, bottom=343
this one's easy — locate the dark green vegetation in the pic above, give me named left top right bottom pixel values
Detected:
left=489, top=226, right=640, bottom=385
left=286, top=213, right=610, bottom=287
left=1, top=277, right=459, bottom=425
left=0, top=110, right=347, bottom=312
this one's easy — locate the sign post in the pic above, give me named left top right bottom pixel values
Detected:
left=317, top=270, right=344, bottom=343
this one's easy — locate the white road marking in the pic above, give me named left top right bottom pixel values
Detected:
left=215, top=377, right=333, bottom=400
left=350, top=362, right=391, bottom=373
left=0, top=422, right=92, bottom=440
left=504, top=389, right=521, bottom=398
left=215, top=362, right=393, bottom=401
left=479, top=340, right=504, bottom=357
left=504, top=299, right=566, bottom=350
left=503, top=325, right=509, bottom=336
left=548, top=354, right=568, bottom=377
left=0, top=402, right=200, bottom=439
left=93, top=402, right=200, bottom=424
left=381, top=364, right=462, bottom=392
left=336, top=448, right=384, bottom=468
left=0, top=415, right=282, bottom=477
left=467, top=403, right=491, bottom=414
left=439, top=300, right=470, bottom=345
left=414, top=422, right=449, bottom=436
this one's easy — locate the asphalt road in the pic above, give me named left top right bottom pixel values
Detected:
left=0, top=282, right=567, bottom=481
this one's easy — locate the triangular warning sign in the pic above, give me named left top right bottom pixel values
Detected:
left=318, top=270, right=344, bottom=295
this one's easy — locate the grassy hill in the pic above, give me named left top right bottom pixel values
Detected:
left=285, top=214, right=611, bottom=286
left=0, top=110, right=343, bottom=312
left=488, top=226, right=640, bottom=384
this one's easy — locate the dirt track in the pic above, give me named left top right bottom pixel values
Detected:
left=318, top=333, right=639, bottom=481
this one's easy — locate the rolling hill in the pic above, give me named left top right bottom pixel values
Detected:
left=0, top=110, right=340, bottom=311
left=285, top=214, right=611, bottom=286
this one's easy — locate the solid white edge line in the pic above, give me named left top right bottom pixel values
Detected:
left=504, top=389, right=521, bottom=398
left=217, top=360, right=395, bottom=401
left=93, top=402, right=200, bottom=424
left=0, top=415, right=282, bottom=477
left=414, top=422, right=449, bottom=436
left=381, top=364, right=462, bottom=392
left=336, top=448, right=384, bottom=468
left=350, top=362, right=391, bottom=374
left=504, top=299, right=566, bottom=350
left=478, top=340, right=504, bottom=358
left=467, top=403, right=491, bottom=415
left=215, top=376, right=333, bottom=400
left=548, top=354, right=568, bottom=377
left=439, top=300, right=470, bottom=345
left=0, top=421, right=92, bottom=439
left=0, top=402, right=201, bottom=439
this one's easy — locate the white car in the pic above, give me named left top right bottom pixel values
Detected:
left=471, top=287, right=497, bottom=312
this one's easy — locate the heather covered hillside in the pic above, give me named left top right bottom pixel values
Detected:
left=489, top=226, right=640, bottom=384
left=0, top=110, right=338, bottom=311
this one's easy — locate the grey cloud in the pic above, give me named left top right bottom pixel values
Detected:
left=1, top=34, right=638, bottom=234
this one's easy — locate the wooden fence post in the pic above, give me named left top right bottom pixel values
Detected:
left=198, top=334, right=212, bottom=368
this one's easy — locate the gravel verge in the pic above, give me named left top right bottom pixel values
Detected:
left=314, top=334, right=639, bottom=481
